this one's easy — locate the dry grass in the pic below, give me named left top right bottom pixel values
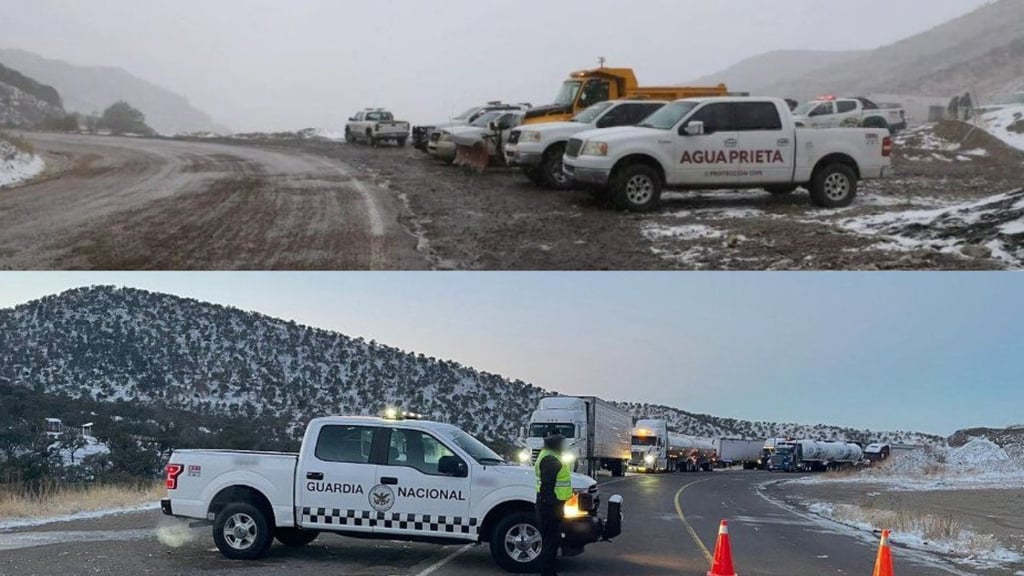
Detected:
left=823, top=497, right=1005, bottom=558
left=0, top=482, right=164, bottom=521
left=0, top=130, right=35, bottom=156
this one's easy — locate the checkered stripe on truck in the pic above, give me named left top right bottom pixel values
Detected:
left=299, top=507, right=479, bottom=535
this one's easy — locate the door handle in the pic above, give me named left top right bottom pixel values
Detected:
left=381, top=477, right=399, bottom=485
left=306, top=472, right=324, bottom=481
left=724, top=138, right=738, bottom=148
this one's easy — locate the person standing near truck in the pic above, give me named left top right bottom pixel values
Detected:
left=535, top=428, right=572, bottom=576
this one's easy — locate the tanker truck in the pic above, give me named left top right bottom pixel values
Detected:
left=713, top=438, right=763, bottom=469
left=630, top=419, right=673, bottom=473
left=670, top=434, right=716, bottom=473
left=524, top=396, right=631, bottom=477
left=769, top=440, right=864, bottom=472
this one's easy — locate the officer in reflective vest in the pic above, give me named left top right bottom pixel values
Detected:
left=535, top=428, right=572, bottom=576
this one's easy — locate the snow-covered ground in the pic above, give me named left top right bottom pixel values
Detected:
left=838, top=189, right=1024, bottom=269
left=794, top=438, right=1024, bottom=491
left=977, top=104, right=1024, bottom=152
left=0, top=137, right=44, bottom=188
left=806, top=500, right=1023, bottom=571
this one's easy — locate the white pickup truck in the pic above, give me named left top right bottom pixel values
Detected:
left=505, top=99, right=667, bottom=189
left=345, top=109, right=410, bottom=147
left=162, top=415, right=622, bottom=573
left=562, top=97, right=893, bottom=212
left=793, top=96, right=906, bottom=133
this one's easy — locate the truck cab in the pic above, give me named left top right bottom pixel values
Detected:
left=630, top=419, right=669, bottom=473
left=793, top=96, right=907, bottom=133
left=523, top=66, right=728, bottom=125
left=162, top=414, right=622, bottom=573
left=525, top=397, right=630, bottom=477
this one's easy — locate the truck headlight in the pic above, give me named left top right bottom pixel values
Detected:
left=521, top=131, right=542, bottom=143
left=563, top=494, right=586, bottom=519
left=439, top=132, right=452, bottom=142
left=644, top=454, right=655, bottom=465
left=581, top=141, right=608, bottom=156
left=518, top=450, right=531, bottom=464
left=561, top=453, right=576, bottom=465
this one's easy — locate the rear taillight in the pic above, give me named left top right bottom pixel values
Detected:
left=882, top=136, right=893, bottom=157
left=166, top=464, right=184, bottom=490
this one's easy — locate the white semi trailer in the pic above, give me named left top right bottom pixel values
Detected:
left=713, top=438, right=763, bottom=469
left=770, top=440, right=864, bottom=472
left=526, top=396, right=632, bottom=477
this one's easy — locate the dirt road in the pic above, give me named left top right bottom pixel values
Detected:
left=5, top=125, right=1021, bottom=271
left=0, top=133, right=425, bottom=270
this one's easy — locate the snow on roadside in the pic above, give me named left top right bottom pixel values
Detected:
left=0, top=137, right=45, bottom=188
left=837, top=189, right=1024, bottom=269
left=793, top=438, right=1024, bottom=491
left=0, top=502, right=160, bottom=532
left=806, top=501, right=1023, bottom=571
left=977, top=104, right=1024, bottom=152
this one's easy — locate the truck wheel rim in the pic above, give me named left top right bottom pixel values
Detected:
left=550, top=161, right=568, bottom=185
left=224, top=513, right=257, bottom=550
left=626, top=174, right=654, bottom=204
left=824, top=173, right=850, bottom=201
left=504, top=523, right=542, bottom=563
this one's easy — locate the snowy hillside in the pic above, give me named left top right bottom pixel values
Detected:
left=0, top=135, right=44, bottom=188
left=0, top=287, right=942, bottom=446
left=978, top=105, right=1024, bottom=152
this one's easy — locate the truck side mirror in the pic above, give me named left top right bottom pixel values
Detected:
left=438, top=456, right=468, bottom=477
left=683, top=121, right=705, bottom=136
left=488, top=121, right=500, bottom=132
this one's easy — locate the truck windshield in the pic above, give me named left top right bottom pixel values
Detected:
left=443, top=427, right=506, bottom=465
left=529, top=423, right=576, bottom=439
left=793, top=102, right=818, bottom=116
left=632, top=436, right=658, bottom=447
left=470, top=111, right=503, bottom=128
left=554, top=81, right=583, bottom=107
left=637, top=101, right=699, bottom=130
left=453, top=107, right=480, bottom=121
left=572, top=101, right=616, bottom=124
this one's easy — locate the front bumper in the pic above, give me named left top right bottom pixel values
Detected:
left=412, top=127, right=435, bottom=149
left=562, top=160, right=611, bottom=187
left=562, top=494, right=623, bottom=548
left=504, top=144, right=543, bottom=167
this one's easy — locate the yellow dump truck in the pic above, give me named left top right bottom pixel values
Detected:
left=523, top=66, right=729, bottom=125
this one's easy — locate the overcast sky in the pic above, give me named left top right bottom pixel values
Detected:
left=2, top=272, right=1021, bottom=436
left=0, top=0, right=993, bottom=131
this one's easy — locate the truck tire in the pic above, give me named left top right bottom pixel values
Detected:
left=366, top=131, right=376, bottom=147
left=765, top=185, right=797, bottom=196
left=862, top=116, right=890, bottom=133
left=522, top=166, right=546, bottom=187
left=344, top=128, right=353, bottom=143
left=809, top=163, right=858, bottom=208
left=611, top=163, right=662, bottom=212
left=275, top=527, right=319, bottom=547
left=540, top=143, right=571, bottom=190
left=490, top=511, right=544, bottom=573
left=610, top=460, right=625, bottom=477
left=213, top=502, right=274, bottom=560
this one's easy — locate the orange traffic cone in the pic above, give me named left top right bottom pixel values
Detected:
left=873, top=529, right=894, bottom=576
left=707, top=520, right=738, bottom=576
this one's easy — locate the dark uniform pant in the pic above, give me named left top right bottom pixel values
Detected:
left=536, top=500, right=564, bottom=576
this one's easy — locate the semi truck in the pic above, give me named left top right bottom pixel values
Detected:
left=161, top=414, right=623, bottom=573
left=522, top=65, right=729, bottom=126
left=713, top=438, right=763, bottom=469
left=525, top=396, right=631, bottom=477
left=759, top=438, right=790, bottom=470
left=630, top=419, right=672, bottom=473
left=769, top=440, right=864, bottom=472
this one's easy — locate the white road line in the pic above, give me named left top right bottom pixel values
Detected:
left=411, top=543, right=475, bottom=576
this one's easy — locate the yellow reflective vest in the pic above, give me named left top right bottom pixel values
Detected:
left=535, top=448, right=573, bottom=501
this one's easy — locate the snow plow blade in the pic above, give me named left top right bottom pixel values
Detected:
left=453, top=141, right=492, bottom=172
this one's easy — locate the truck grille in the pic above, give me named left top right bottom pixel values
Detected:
left=508, top=130, right=521, bottom=145
left=566, top=138, right=584, bottom=158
